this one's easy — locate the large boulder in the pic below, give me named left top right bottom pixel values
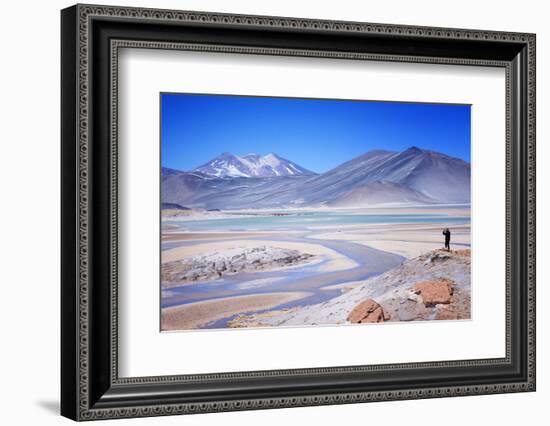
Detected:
left=347, top=299, right=389, bottom=323
left=411, top=279, right=454, bottom=306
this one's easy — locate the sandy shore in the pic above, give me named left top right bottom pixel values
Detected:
left=309, top=223, right=470, bottom=259
left=320, top=280, right=365, bottom=292
left=161, top=291, right=312, bottom=330
left=162, top=231, right=276, bottom=242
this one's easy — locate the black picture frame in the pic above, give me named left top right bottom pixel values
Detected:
left=61, top=4, right=536, bottom=421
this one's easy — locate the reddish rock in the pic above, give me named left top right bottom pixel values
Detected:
left=412, top=279, right=454, bottom=306
left=347, top=299, right=389, bottom=323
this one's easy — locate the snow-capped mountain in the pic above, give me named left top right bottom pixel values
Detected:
left=193, top=152, right=315, bottom=178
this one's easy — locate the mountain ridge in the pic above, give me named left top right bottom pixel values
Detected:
left=162, top=147, right=470, bottom=209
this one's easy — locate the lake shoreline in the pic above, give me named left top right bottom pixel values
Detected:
left=160, top=206, right=470, bottom=330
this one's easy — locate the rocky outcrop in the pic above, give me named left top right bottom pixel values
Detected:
left=227, top=248, right=471, bottom=327
left=347, top=299, right=390, bottom=323
left=162, top=246, right=314, bottom=285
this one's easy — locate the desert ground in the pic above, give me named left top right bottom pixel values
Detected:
left=160, top=205, right=471, bottom=331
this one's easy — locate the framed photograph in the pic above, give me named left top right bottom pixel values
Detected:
left=61, top=4, right=536, bottom=421
left=159, top=93, right=474, bottom=331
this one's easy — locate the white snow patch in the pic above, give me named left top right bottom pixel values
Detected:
left=261, top=153, right=281, bottom=168
left=225, top=164, right=250, bottom=177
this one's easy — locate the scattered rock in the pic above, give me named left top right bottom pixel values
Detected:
left=412, top=279, right=454, bottom=306
left=424, top=250, right=452, bottom=264
left=347, top=299, right=389, bottom=323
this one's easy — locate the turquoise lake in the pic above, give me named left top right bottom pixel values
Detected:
left=166, top=211, right=470, bottom=231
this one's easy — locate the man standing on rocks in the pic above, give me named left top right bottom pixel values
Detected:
left=442, top=228, right=451, bottom=251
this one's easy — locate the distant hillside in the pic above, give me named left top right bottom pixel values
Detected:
left=162, top=147, right=470, bottom=209
left=161, top=202, right=190, bottom=210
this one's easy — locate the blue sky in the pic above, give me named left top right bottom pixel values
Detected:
left=161, top=93, right=471, bottom=173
